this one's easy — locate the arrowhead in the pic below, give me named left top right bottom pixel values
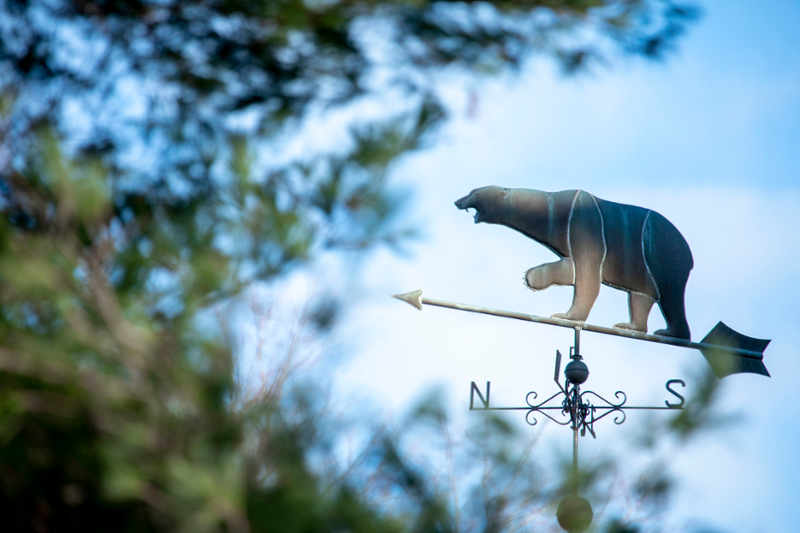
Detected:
left=391, top=290, right=423, bottom=310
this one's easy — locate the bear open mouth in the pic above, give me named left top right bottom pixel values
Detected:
left=459, top=205, right=482, bottom=223
left=454, top=194, right=483, bottom=223
left=469, top=207, right=482, bottom=223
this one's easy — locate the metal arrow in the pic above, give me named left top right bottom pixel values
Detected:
left=391, top=290, right=770, bottom=378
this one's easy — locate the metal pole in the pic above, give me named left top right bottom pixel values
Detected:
left=570, top=383, right=579, bottom=496
left=571, top=327, right=581, bottom=494
left=565, top=324, right=584, bottom=498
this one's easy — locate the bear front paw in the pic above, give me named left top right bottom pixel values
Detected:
left=524, top=269, right=540, bottom=290
left=522, top=271, right=541, bottom=291
left=614, top=322, right=646, bottom=333
left=552, top=312, right=585, bottom=323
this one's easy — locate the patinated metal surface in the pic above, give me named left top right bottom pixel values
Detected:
left=455, top=187, right=693, bottom=340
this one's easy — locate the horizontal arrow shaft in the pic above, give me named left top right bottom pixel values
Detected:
left=471, top=406, right=680, bottom=410
left=392, top=290, right=765, bottom=361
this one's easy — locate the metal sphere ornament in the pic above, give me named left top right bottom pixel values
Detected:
left=564, top=358, right=589, bottom=385
left=556, top=495, right=593, bottom=533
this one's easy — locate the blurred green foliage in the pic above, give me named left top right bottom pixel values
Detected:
left=0, top=0, right=708, bottom=531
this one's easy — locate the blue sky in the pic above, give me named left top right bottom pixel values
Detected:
left=265, top=2, right=800, bottom=531
left=10, top=0, right=800, bottom=529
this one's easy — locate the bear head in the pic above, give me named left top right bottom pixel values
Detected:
left=454, top=186, right=512, bottom=224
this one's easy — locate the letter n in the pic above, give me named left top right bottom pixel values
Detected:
left=470, top=381, right=490, bottom=410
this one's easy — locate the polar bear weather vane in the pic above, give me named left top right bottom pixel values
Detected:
left=392, top=187, right=770, bottom=533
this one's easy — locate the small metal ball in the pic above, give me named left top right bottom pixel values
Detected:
left=564, top=359, right=589, bottom=385
left=556, top=495, right=593, bottom=532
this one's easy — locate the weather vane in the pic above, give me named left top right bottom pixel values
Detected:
left=393, top=187, right=770, bottom=533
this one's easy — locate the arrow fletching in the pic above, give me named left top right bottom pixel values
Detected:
left=699, top=322, right=771, bottom=378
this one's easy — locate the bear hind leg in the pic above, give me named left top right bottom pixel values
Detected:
left=643, top=211, right=693, bottom=340
left=614, top=292, right=655, bottom=333
left=653, top=290, right=691, bottom=340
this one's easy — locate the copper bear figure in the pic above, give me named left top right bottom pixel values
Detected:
left=455, top=187, right=693, bottom=340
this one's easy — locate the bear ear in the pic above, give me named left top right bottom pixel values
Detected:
left=501, top=188, right=512, bottom=200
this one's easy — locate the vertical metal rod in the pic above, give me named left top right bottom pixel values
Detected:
left=572, top=425, right=578, bottom=494
left=570, top=328, right=581, bottom=496
left=572, top=386, right=579, bottom=496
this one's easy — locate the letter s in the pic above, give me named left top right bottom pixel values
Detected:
left=665, top=379, right=686, bottom=408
